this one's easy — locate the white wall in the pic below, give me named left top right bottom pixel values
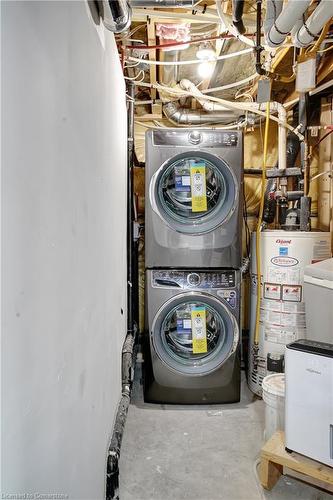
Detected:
left=1, top=1, right=127, bottom=498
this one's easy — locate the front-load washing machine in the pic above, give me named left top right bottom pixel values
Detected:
left=143, top=269, right=241, bottom=404
left=145, top=128, right=243, bottom=268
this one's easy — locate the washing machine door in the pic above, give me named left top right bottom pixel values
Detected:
left=151, top=292, right=239, bottom=376
left=149, top=151, right=238, bottom=235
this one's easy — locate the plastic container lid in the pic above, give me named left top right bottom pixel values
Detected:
left=304, top=258, right=333, bottom=282
left=262, top=373, right=285, bottom=398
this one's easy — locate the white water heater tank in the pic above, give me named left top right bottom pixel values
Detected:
left=248, top=230, right=331, bottom=396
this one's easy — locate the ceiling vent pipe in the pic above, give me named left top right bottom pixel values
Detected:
left=101, top=0, right=131, bottom=33
left=264, top=0, right=311, bottom=47
left=130, top=0, right=194, bottom=7
left=163, top=101, right=242, bottom=125
left=293, top=0, right=333, bottom=47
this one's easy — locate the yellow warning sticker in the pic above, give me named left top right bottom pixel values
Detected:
left=191, top=307, right=207, bottom=354
left=190, top=165, right=207, bottom=212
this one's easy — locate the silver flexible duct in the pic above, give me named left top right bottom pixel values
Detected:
left=101, top=0, right=131, bottom=33
left=163, top=101, right=242, bottom=125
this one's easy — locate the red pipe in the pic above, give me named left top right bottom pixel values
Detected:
left=121, top=32, right=257, bottom=51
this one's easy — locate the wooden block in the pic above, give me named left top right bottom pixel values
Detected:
left=259, top=457, right=283, bottom=490
left=260, top=431, right=333, bottom=492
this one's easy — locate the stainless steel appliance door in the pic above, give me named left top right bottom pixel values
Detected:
left=149, top=151, right=238, bottom=235
left=151, top=292, right=239, bottom=376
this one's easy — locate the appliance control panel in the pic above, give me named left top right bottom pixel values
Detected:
left=152, top=130, right=240, bottom=147
left=152, top=270, right=236, bottom=289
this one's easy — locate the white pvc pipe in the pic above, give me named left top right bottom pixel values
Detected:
left=266, top=0, right=311, bottom=47
left=132, top=79, right=304, bottom=139
left=293, top=0, right=333, bottom=48
left=180, top=78, right=288, bottom=169
left=128, top=47, right=253, bottom=65
left=180, top=79, right=229, bottom=111
left=202, top=73, right=257, bottom=94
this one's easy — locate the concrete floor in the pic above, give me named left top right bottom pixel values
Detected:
left=120, top=362, right=331, bottom=500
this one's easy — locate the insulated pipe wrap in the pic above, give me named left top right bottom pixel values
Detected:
left=265, top=0, right=311, bottom=47
left=294, top=0, right=333, bottom=47
left=264, top=0, right=283, bottom=43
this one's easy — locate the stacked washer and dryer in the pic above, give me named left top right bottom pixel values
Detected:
left=144, top=128, right=244, bottom=404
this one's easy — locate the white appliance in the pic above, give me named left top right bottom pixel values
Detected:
left=248, top=230, right=331, bottom=396
left=285, top=339, right=333, bottom=467
left=304, top=258, right=333, bottom=344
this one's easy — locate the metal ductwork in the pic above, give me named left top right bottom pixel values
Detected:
left=101, top=0, right=131, bottom=33
left=130, top=0, right=194, bottom=7
left=163, top=101, right=242, bottom=125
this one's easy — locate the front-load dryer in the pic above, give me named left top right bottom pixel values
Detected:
left=143, top=269, right=241, bottom=404
left=145, top=128, right=243, bottom=268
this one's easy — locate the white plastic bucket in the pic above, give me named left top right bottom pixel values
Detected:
left=262, top=373, right=285, bottom=441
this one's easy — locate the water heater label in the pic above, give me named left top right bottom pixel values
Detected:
left=264, top=326, right=298, bottom=345
left=267, top=266, right=300, bottom=285
left=191, top=307, right=207, bottom=354
left=282, top=284, right=302, bottom=302
left=271, top=256, right=299, bottom=267
left=264, top=283, right=281, bottom=301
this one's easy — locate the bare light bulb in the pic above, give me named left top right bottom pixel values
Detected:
left=196, top=41, right=216, bottom=61
left=198, top=61, right=214, bottom=79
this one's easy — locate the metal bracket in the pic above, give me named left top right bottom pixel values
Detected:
left=266, top=167, right=302, bottom=178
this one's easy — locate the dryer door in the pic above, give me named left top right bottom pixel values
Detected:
left=151, top=292, right=239, bottom=376
left=150, top=151, right=238, bottom=235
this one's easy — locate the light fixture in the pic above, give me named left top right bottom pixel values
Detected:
left=196, top=41, right=216, bottom=61
left=197, top=61, right=215, bottom=79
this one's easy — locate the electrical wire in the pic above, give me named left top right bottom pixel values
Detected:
left=202, top=73, right=258, bottom=94
left=254, top=102, right=271, bottom=346
left=116, top=23, right=147, bottom=41
left=124, top=70, right=145, bottom=82
left=305, top=21, right=330, bottom=55
left=318, top=44, right=333, bottom=54
left=127, top=47, right=253, bottom=66
left=243, top=189, right=251, bottom=258
left=124, top=32, right=257, bottom=51
left=310, top=169, right=333, bottom=182
left=308, top=129, right=333, bottom=158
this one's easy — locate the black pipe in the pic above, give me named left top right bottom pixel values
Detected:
left=232, top=0, right=246, bottom=35
left=127, top=81, right=135, bottom=337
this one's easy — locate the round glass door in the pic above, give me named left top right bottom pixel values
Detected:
left=152, top=151, right=237, bottom=234
left=152, top=294, right=238, bottom=376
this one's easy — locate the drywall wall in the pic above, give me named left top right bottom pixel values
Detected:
left=1, top=1, right=127, bottom=498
